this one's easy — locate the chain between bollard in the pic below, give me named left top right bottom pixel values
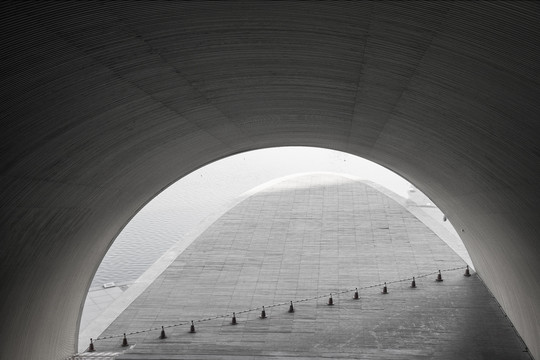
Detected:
left=92, top=265, right=467, bottom=342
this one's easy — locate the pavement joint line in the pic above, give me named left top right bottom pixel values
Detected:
left=79, top=176, right=473, bottom=352
left=88, top=265, right=467, bottom=345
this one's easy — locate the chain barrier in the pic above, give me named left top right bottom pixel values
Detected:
left=92, top=265, right=467, bottom=341
left=90, top=265, right=468, bottom=345
left=89, top=266, right=468, bottom=341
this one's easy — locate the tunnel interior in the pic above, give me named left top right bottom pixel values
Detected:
left=80, top=148, right=472, bottom=348
left=0, top=2, right=539, bottom=359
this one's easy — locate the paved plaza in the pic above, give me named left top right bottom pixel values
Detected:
left=83, top=175, right=529, bottom=359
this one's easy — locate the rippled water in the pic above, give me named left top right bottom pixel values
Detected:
left=91, top=210, right=189, bottom=287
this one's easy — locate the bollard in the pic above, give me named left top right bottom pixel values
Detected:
left=328, top=294, right=334, bottom=306
left=160, top=326, right=167, bottom=339
left=411, top=277, right=416, bottom=288
left=260, top=306, right=267, bottom=319
left=232, top=312, right=237, bottom=325
left=121, top=333, right=129, bottom=347
left=288, top=301, right=295, bottom=313
left=88, top=338, right=95, bottom=352
left=190, top=321, right=196, bottom=333
left=382, top=282, right=388, bottom=294
left=354, top=288, right=359, bottom=300
left=464, top=265, right=471, bottom=277
left=436, top=270, right=443, bottom=282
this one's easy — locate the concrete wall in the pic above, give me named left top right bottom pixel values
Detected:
left=0, top=2, right=538, bottom=359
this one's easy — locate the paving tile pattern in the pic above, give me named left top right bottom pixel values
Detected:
left=81, top=287, right=126, bottom=332
left=90, top=175, right=529, bottom=359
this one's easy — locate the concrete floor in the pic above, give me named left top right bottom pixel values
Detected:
left=84, top=175, right=530, bottom=359
left=79, top=172, right=472, bottom=350
left=3, top=4, right=540, bottom=359
left=80, top=286, right=125, bottom=332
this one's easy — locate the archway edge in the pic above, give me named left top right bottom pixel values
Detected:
left=0, top=2, right=539, bottom=359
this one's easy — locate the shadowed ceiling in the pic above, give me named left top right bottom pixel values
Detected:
left=0, top=2, right=539, bottom=359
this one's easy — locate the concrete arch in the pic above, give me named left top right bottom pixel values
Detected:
left=0, top=2, right=539, bottom=359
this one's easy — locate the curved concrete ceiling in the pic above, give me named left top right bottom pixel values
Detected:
left=0, top=2, right=538, bottom=359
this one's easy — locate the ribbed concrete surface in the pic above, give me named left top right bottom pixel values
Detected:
left=0, top=3, right=539, bottom=359
left=87, top=175, right=528, bottom=359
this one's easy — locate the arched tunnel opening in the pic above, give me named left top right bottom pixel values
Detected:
left=0, top=2, right=539, bottom=359
left=80, top=147, right=474, bottom=352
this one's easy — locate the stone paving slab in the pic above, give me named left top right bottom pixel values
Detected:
left=84, top=175, right=529, bottom=359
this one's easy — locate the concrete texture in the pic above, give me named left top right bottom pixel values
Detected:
left=79, top=173, right=472, bottom=352
left=85, top=175, right=528, bottom=359
left=0, top=3, right=539, bottom=359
